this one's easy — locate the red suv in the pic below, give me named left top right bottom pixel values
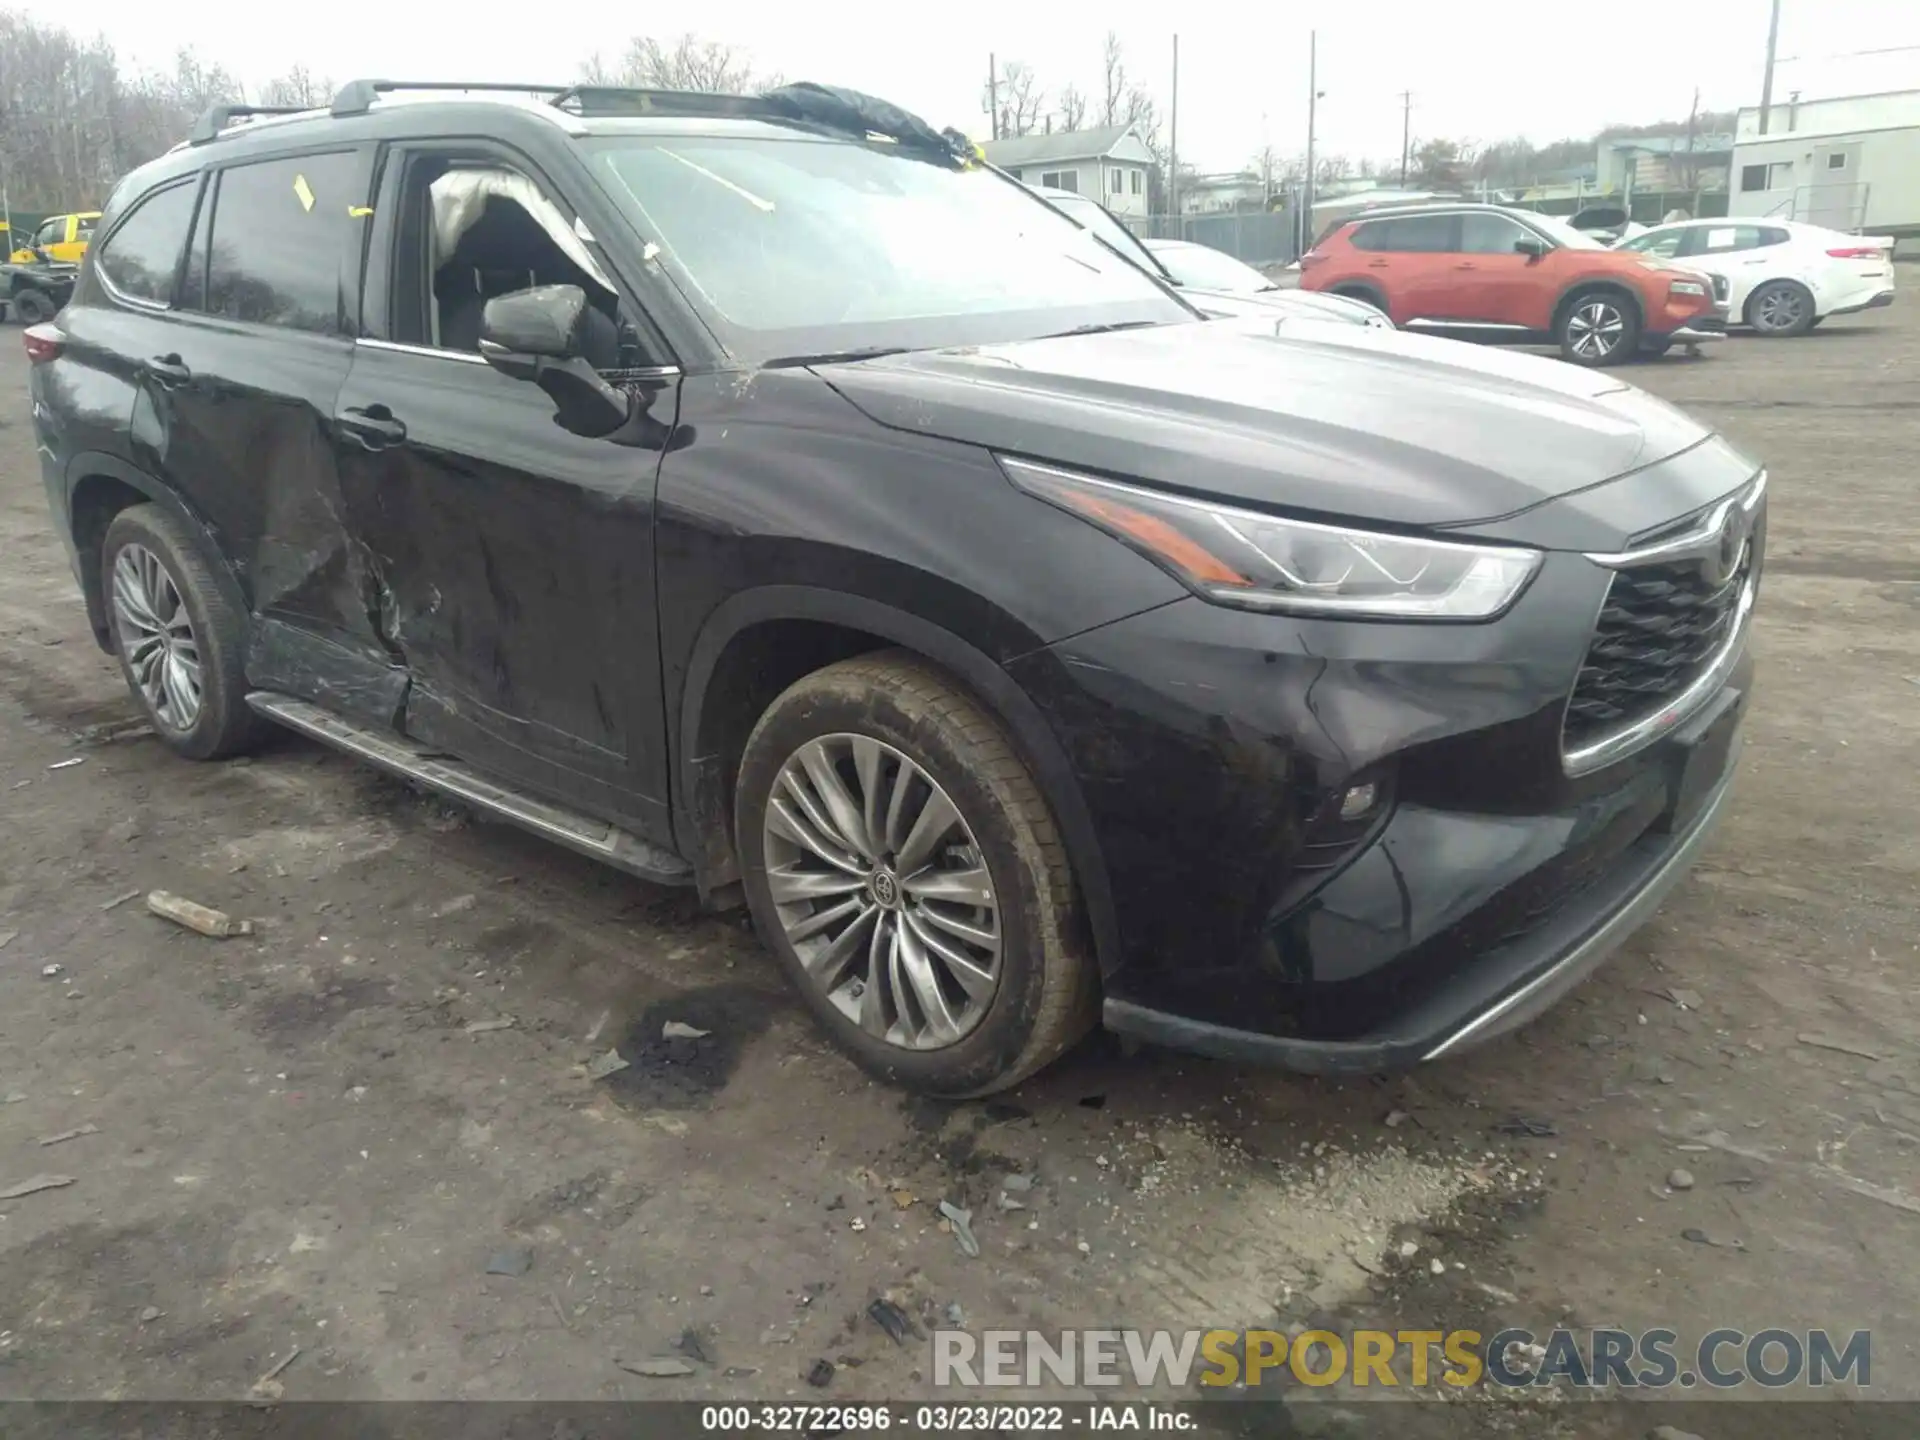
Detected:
left=1299, top=204, right=1727, bottom=366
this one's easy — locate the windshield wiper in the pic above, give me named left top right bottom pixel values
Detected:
left=763, top=346, right=914, bottom=369
left=1038, top=320, right=1165, bottom=340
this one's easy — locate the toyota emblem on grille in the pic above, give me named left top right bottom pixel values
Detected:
left=1705, top=508, right=1749, bottom=587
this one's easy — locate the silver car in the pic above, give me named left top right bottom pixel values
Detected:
left=1029, top=186, right=1394, bottom=330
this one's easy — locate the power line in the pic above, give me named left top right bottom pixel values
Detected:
left=1776, top=42, right=1920, bottom=63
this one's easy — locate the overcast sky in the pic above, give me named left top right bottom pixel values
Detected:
left=102, top=0, right=1920, bottom=172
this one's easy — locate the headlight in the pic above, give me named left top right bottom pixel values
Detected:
left=1000, top=459, right=1542, bottom=620
left=1669, top=280, right=1708, bottom=297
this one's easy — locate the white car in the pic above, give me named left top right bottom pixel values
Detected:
left=1615, top=219, right=1896, bottom=336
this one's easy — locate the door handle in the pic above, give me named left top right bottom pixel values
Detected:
left=1453, top=262, right=1478, bottom=270
left=1367, top=260, right=1390, bottom=269
left=145, top=354, right=191, bottom=386
left=340, top=404, right=408, bottom=449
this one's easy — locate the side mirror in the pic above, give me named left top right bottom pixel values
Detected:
left=480, top=283, right=589, bottom=360
left=1514, top=236, right=1549, bottom=258
left=478, top=284, right=632, bottom=440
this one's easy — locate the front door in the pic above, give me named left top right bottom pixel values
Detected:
left=331, top=142, right=679, bottom=838
left=1434, top=211, right=1543, bottom=325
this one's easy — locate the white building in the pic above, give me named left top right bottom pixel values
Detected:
left=981, top=125, right=1155, bottom=218
left=1180, top=172, right=1265, bottom=215
left=1728, top=88, right=1920, bottom=237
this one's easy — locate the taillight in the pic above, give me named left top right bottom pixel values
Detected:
left=1299, top=249, right=1326, bottom=267
left=1826, top=246, right=1881, bottom=259
left=22, top=323, right=64, bottom=364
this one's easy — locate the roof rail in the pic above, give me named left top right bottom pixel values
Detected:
left=331, top=79, right=570, bottom=118
left=188, top=103, right=310, bottom=146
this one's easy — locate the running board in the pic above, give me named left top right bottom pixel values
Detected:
left=246, top=691, right=693, bottom=887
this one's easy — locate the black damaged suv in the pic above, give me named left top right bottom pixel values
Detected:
left=30, top=81, right=1764, bottom=1094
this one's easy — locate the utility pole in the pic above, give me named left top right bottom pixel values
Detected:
left=1303, top=30, right=1318, bottom=256
left=1169, top=35, right=1180, bottom=220
left=1399, top=90, right=1412, bottom=187
left=1758, top=0, right=1782, bottom=134
left=987, top=53, right=999, bottom=141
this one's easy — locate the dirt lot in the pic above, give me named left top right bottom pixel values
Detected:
left=2, top=299, right=1917, bottom=1434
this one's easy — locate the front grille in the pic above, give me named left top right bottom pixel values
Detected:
left=1563, top=548, right=1753, bottom=751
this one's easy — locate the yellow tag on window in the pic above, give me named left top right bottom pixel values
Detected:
left=293, top=174, right=315, bottom=212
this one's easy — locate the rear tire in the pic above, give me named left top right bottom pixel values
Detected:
left=735, top=651, right=1096, bottom=1096
left=12, top=287, right=54, bottom=325
left=1745, top=279, right=1816, bottom=336
left=102, top=504, right=267, bottom=761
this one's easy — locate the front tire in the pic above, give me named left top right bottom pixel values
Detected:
left=1556, top=290, right=1641, bottom=366
left=102, top=505, right=266, bottom=761
left=1746, top=279, right=1816, bottom=336
left=735, top=652, right=1096, bottom=1096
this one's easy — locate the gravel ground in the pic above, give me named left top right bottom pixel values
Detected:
left=1, top=293, right=1916, bottom=1433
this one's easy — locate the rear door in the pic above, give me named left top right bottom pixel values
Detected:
left=329, top=139, right=679, bottom=837
left=137, top=145, right=399, bottom=723
left=1345, top=214, right=1456, bottom=325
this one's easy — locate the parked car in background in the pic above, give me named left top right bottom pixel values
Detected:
left=1614, top=218, right=1896, bottom=336
left=1030, top=185, right=1392, bottom=328
left=33, top=81, right=1762, bottom=1095
left=1299, top=203, right=1727, bottom=365
left=8, top=211, right=99, bottom=265
left=1141, top=237, right=1292, bottom=294
left=1566, top=204, right=1646, bottom=246
left=0, top=255, right=77, bottom=324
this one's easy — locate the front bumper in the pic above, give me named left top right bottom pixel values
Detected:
left=1105, top=702, right=1742, bottom=1073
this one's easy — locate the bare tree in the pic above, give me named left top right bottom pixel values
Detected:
left=257, top=65, right=330, bottom=110
left=1098, top=31, right=1127, bottom=127
left=1055, top=84, right=1087, bottom=134
left=582, top=34, right=779, bottom=94
left=989, top=60, right=1044, bottom=138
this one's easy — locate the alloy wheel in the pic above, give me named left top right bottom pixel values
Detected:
left=762, top=733, right=1001, bottom=1050
left=1565, top=300, right=1626, bottom=360
left=1754, top=284, right=1807, bottom=333
left=111, top=542, right=203, bottom=730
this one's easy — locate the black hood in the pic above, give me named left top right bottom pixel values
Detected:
left=821, top=317, right=1718, bottom=531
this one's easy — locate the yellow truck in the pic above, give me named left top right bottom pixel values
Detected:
left=7, top=211, right=100, bottom=265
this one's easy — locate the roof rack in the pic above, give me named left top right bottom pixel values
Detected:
left=330, top=79, right=571, bottom=117
left=548, top=86, right=772, bottom=121
left=188, top=103, right=311, bottom=146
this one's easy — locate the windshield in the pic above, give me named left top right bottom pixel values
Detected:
left=1529, top=213, right=1610, bottom=251
left=1148, top=242, right=1273, bottom=294
left=586, top=134, right=1189, bottom=363
left=1041, top=191, right=1165, bottom=275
